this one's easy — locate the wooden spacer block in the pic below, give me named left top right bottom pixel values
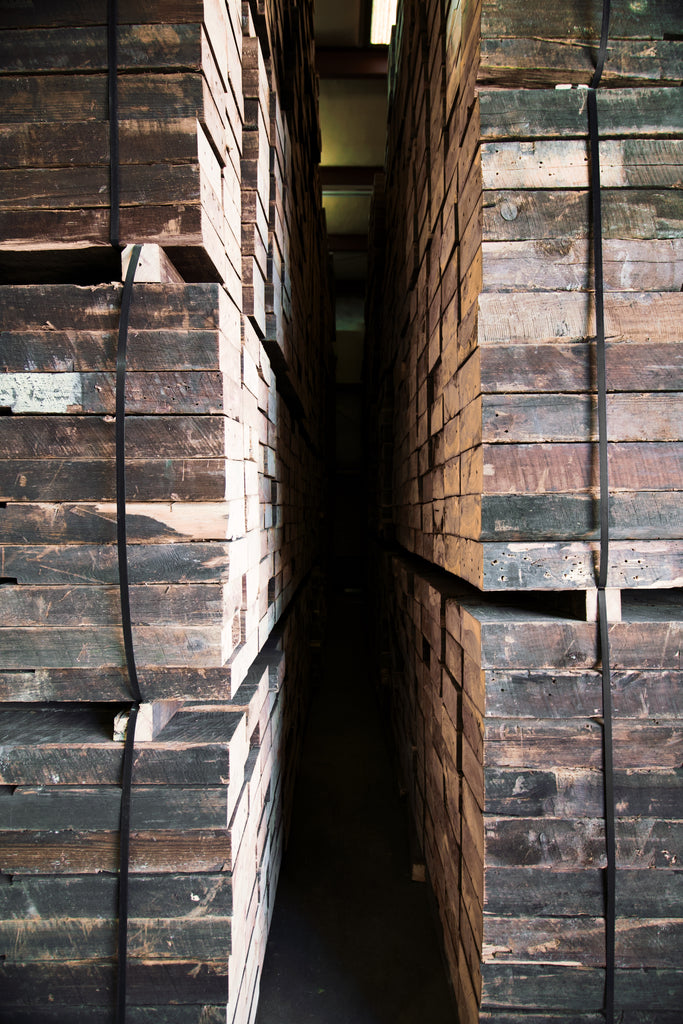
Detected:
left=113, top=700, right=184, bottom=742
left=121, top=244, right=185, bottom=284
left=584, top=587, right=622, bottom=623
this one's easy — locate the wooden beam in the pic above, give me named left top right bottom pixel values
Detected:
left=316, top=46, right=388, bottom=78
left=320, top=165, right=383, bottom=190
left=327, top=233, right=368, bottom=251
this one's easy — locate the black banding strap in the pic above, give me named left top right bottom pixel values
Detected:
left=110, top=0, right=140, bottom=1014
left=116, top=244, right=143, bottom=705
left=108, top=0, right=120, bottom=248
left=587, top=3, right=615, bottom=1020
left=115, top=244, right=143, bottom=1024
left=590, top=0, right=612, bottom=92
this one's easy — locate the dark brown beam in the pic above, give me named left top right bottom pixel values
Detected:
left=360, top=0, right=373, bottom=48
left=316, top=46, right=388, bottom=78
left=320, top=166, right=383, bottom=190
left=327, top=234, right=368, bottom=252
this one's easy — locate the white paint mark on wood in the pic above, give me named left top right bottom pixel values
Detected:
left=0, top=373, right=82, bottom=413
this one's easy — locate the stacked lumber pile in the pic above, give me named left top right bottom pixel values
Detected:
left=0, top=0, right=244, bottom=289
left=376, top=546, right=683, bottom=1024
left=367, top=0, right=683, bottom=1020
left=0, top=579, right=323, bottom=1024
left=0, top=1, right=331, bottom=1022
left=367, top=0, right=683, bottom=592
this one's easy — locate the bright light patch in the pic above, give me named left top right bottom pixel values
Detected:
left=370, top=0, right=398, bottom=45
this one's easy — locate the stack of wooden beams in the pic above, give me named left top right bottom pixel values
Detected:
left=0, top=1, right=331, bottom=1022
left=0, top=0, right=244, bottom=290
left=376, top=546, right=682, bottom=1024
left=369, top=0, right=683, bottom=593
left=368, top=0, right=682, bottom=1020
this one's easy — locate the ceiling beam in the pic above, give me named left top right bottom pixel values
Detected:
left=327, top=234, right=368, bottom=252
left=320, top=166, right=383, bottom=190
left=360, top=0, right=373, bottom=47
left=316, top=46, right=388, bottom=78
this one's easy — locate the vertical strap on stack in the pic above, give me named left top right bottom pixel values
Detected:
left=586, top=3, right=615, bottom=1020
left=115, top=244, right=143, bottom=1024
left=116, top=244, right=144, bottom=707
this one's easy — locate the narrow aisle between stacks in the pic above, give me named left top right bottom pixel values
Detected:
left=255, top=589, right=458, bottom=1024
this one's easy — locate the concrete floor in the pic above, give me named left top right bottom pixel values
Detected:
left=254, top=589, right=458, bottom=1024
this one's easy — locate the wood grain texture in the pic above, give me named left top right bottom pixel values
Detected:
left=0, top=960, right=229, bottom=1007
left=481, top=964, right=683, bottom=1011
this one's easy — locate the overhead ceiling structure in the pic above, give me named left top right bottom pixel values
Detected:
left=314, top=0, right=390, bottom=287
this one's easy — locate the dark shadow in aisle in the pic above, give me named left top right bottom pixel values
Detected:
left=255, top=589, right=458, bottom=1024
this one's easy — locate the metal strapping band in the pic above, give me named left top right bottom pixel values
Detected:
left=116, top=245, right=143, bottom=705
left=587, top=2, right=615, bottom=1020
left=115, top=244, right=143, bottom=1023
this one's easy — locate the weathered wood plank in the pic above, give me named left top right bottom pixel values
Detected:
left=0, top=502, right=246, bottom=543
left=479, top=38, right=683, bottom=88
left=480, top=3, right=683, bottom=41
left=0, top=328, right=228, bottom=372
left=479, top=492, right=683, bottom=541
left=0, top=543, right=235, bottom=584
left=479, top=88, right=683, bottom=140
left=482, top=139, right=683, bottom=191
left=0, top=629, right=268, bottom=703
left=0, top=872, right=232, bottom=919
left=0, top=625, right=231, bottom=668
left=483, top=189, right=683, bottom=242
left=0, top=1005, right=227, bottom=1024
left=479, top=442, right=683, bottom=494
left=0, top=164, right=204, bottom=210
left=0, top=918, right=231, bottom=963
left=0, top=0, right=229, bottom=26
left=0, top=663, right=247, bottom=702
left=0, top=119, right=203, bottom=169
left=481, top=963, right=683, bottom=1011
left=484, top=767, right=683, bottom=818
left=483, top=866, right=683, bottom=919
left=0, top=584, right=226, bottom=626
left=0, top=371, right=238, bottom=414
left=0, top=830, right=232, bottom=875
left=479, top=1013, right=681, bottom=1024
left=481, top=915, right=683, bottom=968
left=481, top=394, right=683, bottom=443
left=0, top=743, right=233, bottom=786
left=0, top=416, right=242, bottom=458
left=0, top=24, right=210, bottom=74
left=0, top=459, right=236, bottom=501
left=478, top=540, right=683, bottom=591
left=0, top=283, right=226, bottom=331
left=484, top=719, right=682, bottom=769
left=482, top=238, right=683, bottom=292
left=485, top=670, right=683, bottom=719
left=0, top=0, right=231, bottom=28
left=478, top=291, right=683, bottom=345
left=0, top=73, right=221, bottom=125
left=466, top=609, right=682, bottom=669
left=1, top=960, right=229, bottom=1008
left=484, top=816, right=682, bottom=868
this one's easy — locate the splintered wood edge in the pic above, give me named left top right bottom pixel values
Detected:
left=113, top=700, right=185, bottom=742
